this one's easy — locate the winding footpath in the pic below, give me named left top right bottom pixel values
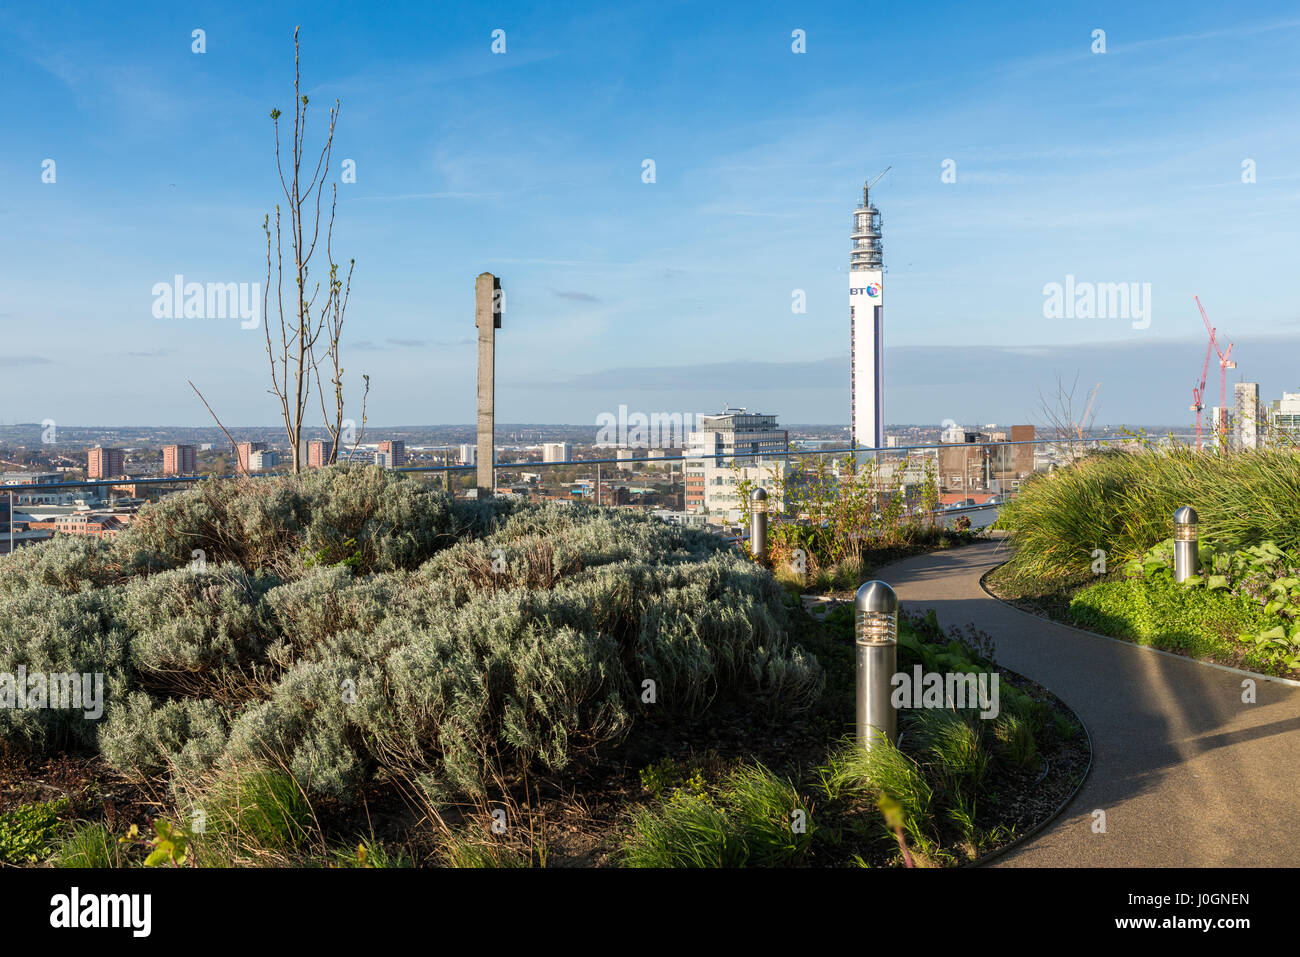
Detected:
left=877, top=538, right=1300, bottom=867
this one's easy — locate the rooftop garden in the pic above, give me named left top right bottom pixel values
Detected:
left=989, top=446, right=1300, bottom=678
left=0, top=466, right=1085, bottom=867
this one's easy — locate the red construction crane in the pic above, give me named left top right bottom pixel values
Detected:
left=1192, top=296, right=1235, bottom=451
left=1191, top=337, right=1212, bottom=451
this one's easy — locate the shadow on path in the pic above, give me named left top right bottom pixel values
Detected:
left=875, top=540, right=1300, bottom=867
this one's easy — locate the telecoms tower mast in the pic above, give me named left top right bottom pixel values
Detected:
left=850, top=168, right=889, bottom=451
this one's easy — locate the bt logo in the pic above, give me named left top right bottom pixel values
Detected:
left=865, top=283, right=881, bottom=297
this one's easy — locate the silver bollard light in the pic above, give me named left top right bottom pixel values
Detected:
left=855, top=580, right=899, bottom=751
left=749, top=486, right=769, bottom=560
left=1173, top=506, right=1199, bottom=583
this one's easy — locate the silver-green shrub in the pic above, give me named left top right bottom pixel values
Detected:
left=0, top=533, right=120, bottom=595
left=3, top=470, right=822, bottom=808
left=0, top=586, right=126, bottom=749
left=262, top=565, right=401, bottom=667
left=98, top=691, right=229, bottom=781
left=119, top=563, right=275, bottom=700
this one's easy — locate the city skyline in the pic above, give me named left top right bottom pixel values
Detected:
left=3, top=1, right=1300, bottom=427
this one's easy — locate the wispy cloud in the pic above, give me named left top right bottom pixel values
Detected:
left=496, top=258, right=634, bottom=268
left=697, top=204, right=800, bottom=219
left=551, top=288, right=601, bottom=303
left=353, top=192, right=503, bottom=202
left=997, top=15, right=1300, bottom=80
left=353, top=337, right=472, bottom=351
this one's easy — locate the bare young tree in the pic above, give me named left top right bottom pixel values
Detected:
left=1035, top=373, right=1100, bottom=461
left=309, top=192, right=369, bottom=464
left=189, top=29, right=366, bottom=476
left=263, top=26, right=365, bottom=472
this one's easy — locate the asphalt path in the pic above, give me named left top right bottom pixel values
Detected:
left=876, top=538, right=1300, bottom=867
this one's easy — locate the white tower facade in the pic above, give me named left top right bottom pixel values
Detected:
left=849, top=180, right=885, bottom=450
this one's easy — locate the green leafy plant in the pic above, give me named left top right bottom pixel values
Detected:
left=0, top=798, right=69, bottom=864
left=1117, top=536, right=1300, bottom=670
left=120, top=819, right=192, bottom=867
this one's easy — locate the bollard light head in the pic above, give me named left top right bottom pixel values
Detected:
left=749, top=486, right=768, bottom=511
left=1174, top=506, right=1198, bottom=541
left=854, top=580, right=898, bottom=644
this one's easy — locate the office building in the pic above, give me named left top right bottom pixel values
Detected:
left=685, top=409, right=788, bottom=468
left=1268, top=390, right=1300, bottom=442
left=248, top=449, right=280, bottom=472
left=52, top=512, right=131, bottom=540
left=687, top=459, right=794, bottom=521
left=939, top=426, right=1034, bottom=493
left=542, top=442, right=572, bottom=464
left=459, top=444, right=477, bottom=466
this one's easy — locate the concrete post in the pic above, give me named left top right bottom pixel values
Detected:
left=1174, top=506, right=1199, bottom=583
left=749, top=486, right=768, bottom=559
left=855, top=580, right=899, bottom=751
left=475, top=273, right=500, bottom=500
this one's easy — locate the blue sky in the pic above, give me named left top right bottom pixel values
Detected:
left=2, top=0, right=1298, bottom=428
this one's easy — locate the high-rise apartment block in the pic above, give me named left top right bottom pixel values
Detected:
left=237, top=442, right=268, bottom=473
left=378, top=440, right=406, bottom=468
left=308, top=439, right=334, bottom=468
left=459, top=444, right=477, bottom=466
left=162, top=444, right=197, bottom=475
left=87, top=447, right=124, bottom=479
left=1210, top=407, right=1230, bottom=449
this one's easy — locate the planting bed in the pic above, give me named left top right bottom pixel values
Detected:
left=0, top=468, right=1087, bottom=867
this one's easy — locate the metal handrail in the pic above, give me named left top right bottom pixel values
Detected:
left=0, top=436, right=1121, bottom=493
